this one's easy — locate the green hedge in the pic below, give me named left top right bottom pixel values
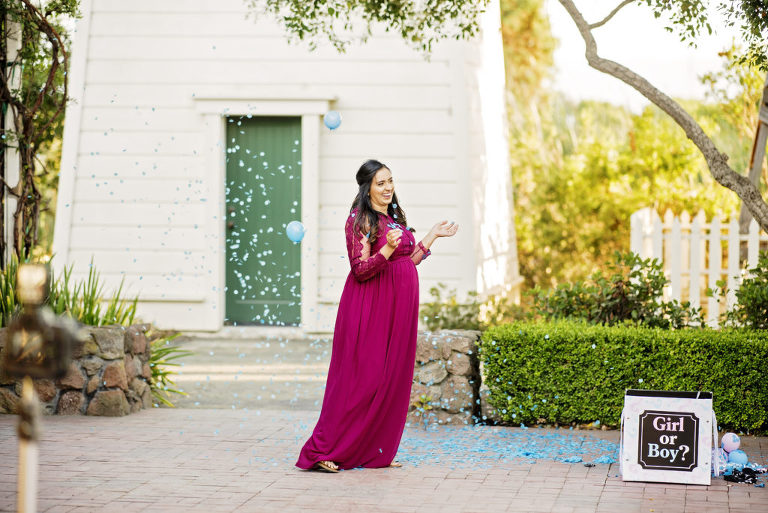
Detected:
left=479, top=321, right=768, bottom=433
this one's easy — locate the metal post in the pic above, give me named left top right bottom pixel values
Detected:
left=17, top=375, right=40, bottom=513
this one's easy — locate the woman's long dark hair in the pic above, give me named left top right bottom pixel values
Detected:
left=349, top=159, right=411, bottom=245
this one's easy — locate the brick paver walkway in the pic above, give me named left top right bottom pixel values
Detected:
left=1, top=408, right=767, bottom=513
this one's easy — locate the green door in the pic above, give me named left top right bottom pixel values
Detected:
left=225, top=116, right=302, bottom=326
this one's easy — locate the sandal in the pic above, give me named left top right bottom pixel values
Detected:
left=389, top=460, right=402, bottom=468
left=314, top=460, right=340, bottom=473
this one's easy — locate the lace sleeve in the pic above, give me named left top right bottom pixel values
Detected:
left=409, top=241, right=432, bottom=266
left=345, top=214, right=388, bottom=282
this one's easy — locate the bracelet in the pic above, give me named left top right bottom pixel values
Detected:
left=418, top=241, right=432, bottom=259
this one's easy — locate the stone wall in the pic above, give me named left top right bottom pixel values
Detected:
left=0, top=324, right=153, bottom=416
left=408, top=329, right=483, bottom=426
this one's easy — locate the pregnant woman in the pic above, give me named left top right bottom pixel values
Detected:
left=295, top=159, right=458, bottom=472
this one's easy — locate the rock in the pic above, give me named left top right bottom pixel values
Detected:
left=129, top=378, right=148, bottom=397
left=446, top=351, right=471, bottom=376
left=86, top=375, right=100, bottom=394
left=140, top=383, right=152, bottom=409
left=86, top=390, right=130, bottom=416
left=57, top=362, right=85, bottom=390
left=33, top=379, right=57, bottom=403
left=57, top=391, right=84, bottom=415
left=0, top=387, right=20, bottom=414
left=125, top=325, right=148, bottom=355
left=414, top=334, right=443, bottom=364
left=87, top=326, right=125, bottom=360
left=451, top=335, right=475, bottom=353
left=141, top=362, right=152, bottom=380
left=125, top=388, right=141, bottom=411
left=102, top=361, right=128, bottom=390
left=124, top=354, right=140, bottom=379
left=439, top=375, right=473, bottom=413
left=416, top=360, right=447, bottom=385
left=70, top=335, right=86, bottom=359
left=81, top=356, right=105, bottom=377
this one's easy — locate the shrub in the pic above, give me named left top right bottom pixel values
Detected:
left=713, top=251, right=768, bottom=329
left=529, top=251, right=702, bottom=329
left=420, top=282, right=525, bottom=331
left=479, top=320, right=768, bottom=433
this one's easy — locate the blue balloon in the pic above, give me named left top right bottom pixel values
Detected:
left=324, top=111, right=342, bottom=130
left=727, top=449, right=748, bottom=466
left=286, top=221, right=306, bottom=243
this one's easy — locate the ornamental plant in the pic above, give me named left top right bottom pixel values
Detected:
left=710, top=251, right=768, bottom=329
left=529, top=251, right=702, bottom=329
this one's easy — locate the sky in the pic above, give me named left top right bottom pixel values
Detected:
left=545, top=0, right=744, bottom=112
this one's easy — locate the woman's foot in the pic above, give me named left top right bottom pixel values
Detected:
left=315, top=460, right=339, bottom=473
left=389, top=460, right=402, bottom=468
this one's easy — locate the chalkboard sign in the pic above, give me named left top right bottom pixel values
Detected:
left=621, top=390, right=717, bottom=485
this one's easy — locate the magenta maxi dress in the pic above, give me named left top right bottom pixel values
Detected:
left=295, top=207, right=432, bottom=470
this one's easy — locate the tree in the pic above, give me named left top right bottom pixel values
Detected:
left=556, top=0, right=768, bottom=232
left=516, top=97, right=742, bottom=289
left=1, top=0, right=79, bottom=262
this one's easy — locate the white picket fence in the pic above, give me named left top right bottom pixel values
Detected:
left=630, top=208, right=768, bottom=327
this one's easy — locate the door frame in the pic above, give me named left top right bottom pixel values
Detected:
left=194, top=94, right=335, bottom=332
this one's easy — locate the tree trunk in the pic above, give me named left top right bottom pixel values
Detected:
left=739, top=75, right=768, bottom=235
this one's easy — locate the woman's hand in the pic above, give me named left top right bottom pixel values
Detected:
left=430, top=220, right=459, bottom=238
left=386, top=228, right=402, bottom=248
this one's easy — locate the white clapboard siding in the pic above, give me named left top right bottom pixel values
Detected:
left=80, top=107, right=453, bottom=135
left=78, top=131, right=199, bottom=155
left=630, top=207, right=768, bottom=327
left=88, top=12, right=303, bottom=37
left=74, top=178, right=207, bottom=203
left=86, top=61, right=451, bottom=86
left=71, top=203, right=207, bottom=226
left=318, top=133, right=455, bottom=159
left=80, top=107, right=202, bottom=133
left=82, top=84, right=454, bottom=110
left=68, top=250, right=209, bottom=274
left=87, top=35, right=443, bottom=62
left=93, top=0, right=269, bottom=11
left=65, top=271, right=208, bottom=301
left=75, top=155, right=200, bottom=179
left=69, top=226, right=207, bottom=251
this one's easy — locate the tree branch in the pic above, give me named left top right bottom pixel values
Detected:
left=21, top=0, right=68, bottom=144
left=588, top=0, right=634, bottom=30
left=558, top=0, right=768, bottom=232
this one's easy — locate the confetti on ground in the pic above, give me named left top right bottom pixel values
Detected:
left=396, top=425, right=619, bottom=468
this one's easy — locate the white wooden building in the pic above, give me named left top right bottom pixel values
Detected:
left=53, top=0, right=520, bottom=332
